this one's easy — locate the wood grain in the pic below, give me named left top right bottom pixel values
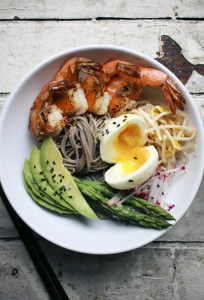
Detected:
left=0, top=0, right=203, bottom=19
left=0, top=20, right=203, bottom=93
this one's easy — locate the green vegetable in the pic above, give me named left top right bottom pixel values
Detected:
left=40, top=136, right=98, bottom=220
left=73, top=177, right=174, bottom=230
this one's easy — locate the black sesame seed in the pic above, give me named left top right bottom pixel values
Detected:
left=60, top=179, right=62, bottom=183
left=124, top=115, right=127, bottom=118
left=113, top=122, right=116, bottom=124
left=123, top=119, right=126, bottom=122
left=151, top=196, right=154, bottom=199
left=134, top=157, right=137, bottom=160
left=157, top=172, right=160, bottom=175
left=162, top=192, right=164, bottom=195
left=157, top=184, right=160, bottom=188
left=43, top=188, right=46, bottom=191
left=62, top=176, right=64, bottom=179
left=50, top=167, right=54, bottom=173
left=39, top=172, right=43, bottom=175
left=69, top=196, right=73, bottom=198
left=47, top=160, right=49, bottom=164
left=52, top=174, right=56, bottom=179
left=117, top=124, right=120, bottom=127
left=41, top=178, right=46, bottom=182
left=34, top=165, right=36, bottom=168
left=128, top=180, right=134, bottom=182
left=58, top=174, right=62, bottom=177
left=53, top=161, right=56, bottom=165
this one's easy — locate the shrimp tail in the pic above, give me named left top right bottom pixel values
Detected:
left=162, top=80, right=186, bottom=114
left=77, top=58, right=102, bottom=77
left=117, top=63, right=141, bottom=78
left=49, top=79, right=76, bottom=93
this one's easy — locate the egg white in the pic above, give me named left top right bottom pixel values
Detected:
left=105, top=145, right=158, bottom=190
left=99, top=114, right=147, bottom=163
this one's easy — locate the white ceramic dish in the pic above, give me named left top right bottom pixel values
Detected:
left=0, top=45, right=204, bottom=255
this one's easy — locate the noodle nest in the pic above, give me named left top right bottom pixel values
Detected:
left=55, top=113, right=111, bottom=174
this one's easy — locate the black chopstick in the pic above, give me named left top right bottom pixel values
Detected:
left=0, top=183, right=69, bottom=300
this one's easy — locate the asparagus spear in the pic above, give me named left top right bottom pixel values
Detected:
left=74, top=177, right=172, bottom=230
left=74, top=177, right=175, bottom=220
left=125, top=197, right=175, bottom=220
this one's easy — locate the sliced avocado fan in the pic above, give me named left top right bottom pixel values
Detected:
left=23, top=158, right=72, bottom=214
left=40, top=136, right=98, bottom=220
left=29, top=145, right=75, bottom=212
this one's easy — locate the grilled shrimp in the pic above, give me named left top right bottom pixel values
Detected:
left=83, top=59, right=186, bottom=116
left=29, top=57, right=102, bottom=140
left=82, top=59, right=141, bottom=115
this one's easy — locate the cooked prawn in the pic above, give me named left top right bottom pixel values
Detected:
left=29, top=57, right=102, bottom=140
left=83, top=59, right=141, bottom=115
left=83, top=59, right=186, bottom=117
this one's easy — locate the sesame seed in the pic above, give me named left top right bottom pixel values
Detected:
left=151, top=196, right=154, bottom=199
left=47, top=160, right=49, bottom=164
left=134, top=157, right=137, bottom=160
left=39, top=172, right=43, bottom=175
left=128, top=179, right=134, bottom=182
left=162, top=192, right=164, bottom=195
left=34, top=165, right=36, bottom=168
left=113, top=122, right=116, bottom=124
left=53, top=161, right=56, bottom=165
left=117, top=124, right=120, bottom=127
left=157, top=184, right=160, bottom=188
left=69, top=196, right=73, bottom=198
left=60, top=179, right=62, bottom=183
left=52, top=174, right=56, bottom=179
left=41, top=178, right=46, bottom=182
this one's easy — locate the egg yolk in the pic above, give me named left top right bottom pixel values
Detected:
left=114, top=124, right=150, bottom=174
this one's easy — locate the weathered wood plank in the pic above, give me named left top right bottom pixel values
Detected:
left=0, top=20, right=203, bottom=93
left=0, top=0, right=204, bottom=19
left=0, top=240, right=50, bottom=300
left=39, top=240, right=204, bottom=300
left=1, top=239, right=204, bottom=300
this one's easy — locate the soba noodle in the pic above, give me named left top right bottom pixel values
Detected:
left=55, top=113, right=111, bottom=174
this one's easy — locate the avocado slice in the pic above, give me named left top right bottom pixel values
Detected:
left=23, top=158, right=71, bottom=212
left=29, top=145, right=74, bottom=212
left=23, top=171, right=72, bottom=214
left=40, top=136, right=98, bottom=220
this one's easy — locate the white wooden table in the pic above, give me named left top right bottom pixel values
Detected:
left=0, top=1, right=204, bottom=299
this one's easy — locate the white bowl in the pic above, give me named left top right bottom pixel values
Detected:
left=0, top=45, right=204, bottom=254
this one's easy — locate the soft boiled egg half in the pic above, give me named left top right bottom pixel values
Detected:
left=99, top=114, right=158, bottom=190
